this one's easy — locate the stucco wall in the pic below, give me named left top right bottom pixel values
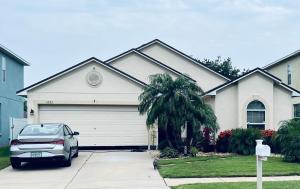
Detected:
left=26, top=61, right=143, bottom=123
left=0, top=53, right=25, bottom=146
left=215, top=85, right=238, bottom=131
left=140, top=43, right=227, bottom=91
left=266, top=56, right=300, bottom=91
left=212, top=73, right=294, bottom=131
left=109, top=52, right=178, bottom=83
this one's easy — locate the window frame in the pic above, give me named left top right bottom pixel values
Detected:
left=1, top=56, right=6, bottom=82
left=294, top=104, right=300, bottom=118
left=247, top=100, right=266, bottom=130
left=287, top=64, right=292, bottom=85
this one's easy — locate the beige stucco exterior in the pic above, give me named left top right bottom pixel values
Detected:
left=109, top=52, right=178, bottom=84
left=265, top=56, right=300, bottom=105
left=140, top=43, right=228, bottom=91
left=21, top=40, right=300, bottom=146
left=266, top=56, right=300, bottom=91
left=206, top=72, right=294, bottom=131
left=26, top=61, right=144, bottom=123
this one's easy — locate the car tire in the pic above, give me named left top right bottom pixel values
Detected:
left=73, top=144, right=79, bottom=158
left=11, top=159, right=21, bottom=169
left=64, top=149, right=72, bottom=167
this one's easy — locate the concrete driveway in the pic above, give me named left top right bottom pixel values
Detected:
left=0, top=151, right=168, bottom=189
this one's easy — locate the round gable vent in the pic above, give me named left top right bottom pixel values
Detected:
left=86, top=69, right=102, bottom=87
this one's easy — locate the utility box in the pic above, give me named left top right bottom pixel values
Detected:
left=256, top=140, right=271, bottom=157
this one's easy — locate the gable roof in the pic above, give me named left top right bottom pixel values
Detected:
left=17, top=57, right=147, bottom=97
left=137, top=39, right=230, bottom=81
left=105, top=48, right=196, bottom=82
left=203, top=67, right=300, bottom=97
left=0, top=44, right=30, bottom=66
left=263, top=49, right=300, bottom=69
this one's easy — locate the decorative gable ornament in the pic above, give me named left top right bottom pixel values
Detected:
left=86, top=68, right=102, bottom=87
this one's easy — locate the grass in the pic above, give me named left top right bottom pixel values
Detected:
left=172, top=181, right=300, bottom=189
left=0, top=146, right=10, bottom=170
left=159, top=155, right=300, bottom=178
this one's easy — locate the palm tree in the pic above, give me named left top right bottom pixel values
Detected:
left=138, top=73, right=218, bottom=148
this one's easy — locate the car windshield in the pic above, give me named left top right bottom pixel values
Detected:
left=20, top=124, right=61, bottom=136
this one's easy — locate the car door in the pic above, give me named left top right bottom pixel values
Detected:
left=63, top=125, right=72, bottom=155
left=66, top=125, right=77, bottom=154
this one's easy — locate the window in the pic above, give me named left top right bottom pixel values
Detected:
left=1, top=56, right=6, bottom=82
left=287, top=64, right=291, bottom=85
left=247, top=100, right=265, bottom=130
left=294, top=104, right=300, bottom=118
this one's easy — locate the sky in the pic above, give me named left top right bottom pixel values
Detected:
left=1, top=0, right=300, bottom=86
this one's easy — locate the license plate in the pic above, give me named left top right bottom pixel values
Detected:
left=31, top=152, right=42, bottom=158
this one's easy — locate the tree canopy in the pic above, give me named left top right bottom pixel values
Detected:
left=138, top=74, right=218, bottom=148
left=196, top=56, right=249, bottom=80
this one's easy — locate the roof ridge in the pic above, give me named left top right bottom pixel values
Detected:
left=105, top=47, right=195, bottom=82
left=137, top=39, right=231, bottom=81
left=17, top=57, right=147, bottom=95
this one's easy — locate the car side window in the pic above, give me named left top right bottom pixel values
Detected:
left=63, top=126, right=71, bottom=136
left=66, top=125, right=73, bottom=135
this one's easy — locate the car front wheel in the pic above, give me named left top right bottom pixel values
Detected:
left=10, top=159, right=21, bottom=169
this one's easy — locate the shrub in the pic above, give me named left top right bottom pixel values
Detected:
left=160, top=147, right=179, bottom=158
left=216, top=130, right=232, bottom=153
left=275, top=119, right=300, bottom=162
left=261, top=129, right=279, bottom=153
left=229, top=128, right=262, bottom=155
left=190, top=146, right=199, bottom=157
left=158, top=140, right=169, bottom=150
left=201, top=127, right=215, bottom=152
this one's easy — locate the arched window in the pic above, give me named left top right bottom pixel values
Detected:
left=247, top=100, right=265, bottom=130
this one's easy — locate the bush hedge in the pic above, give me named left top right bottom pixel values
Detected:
left=228, top=128, right=262, bottom=155
left=160, top=147, right=179, bottom=158
left=216, top=130, right=232, bottom=153
left=275, top=119, right=300, bottom=162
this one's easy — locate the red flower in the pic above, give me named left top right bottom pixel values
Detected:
left=261, top=129, right=276, bottom=137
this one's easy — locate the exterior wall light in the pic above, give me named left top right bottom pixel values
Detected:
left=30, top=109, right=34, bottom=116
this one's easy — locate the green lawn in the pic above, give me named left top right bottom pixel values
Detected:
left=172, top=181, right=300, bottom=189
left=159, top=155, right=300, bottom=178
left=0, top=146, right=10, bottom=170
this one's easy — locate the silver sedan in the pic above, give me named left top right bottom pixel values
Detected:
left=10, top=123, right=79, bottom=169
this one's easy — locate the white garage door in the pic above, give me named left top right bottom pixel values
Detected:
left=39, top=105, right=148, bottom=147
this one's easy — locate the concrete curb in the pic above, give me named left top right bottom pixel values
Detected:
left=165, top=176, right=300, bottom=186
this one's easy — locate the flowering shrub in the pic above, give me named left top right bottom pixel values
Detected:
left=261, top=129, right=276, bottom=137
left=216, top=130, right=232, bottom=153
left=202, top=127, right=215, bottom=152
left=261, top=129, right=279, bottom=153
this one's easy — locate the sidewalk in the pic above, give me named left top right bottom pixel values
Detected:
left=165, top=176, right=300, bottom=186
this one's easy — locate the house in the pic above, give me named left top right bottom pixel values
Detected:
left=263, top=50, right=300, bottom=119
left=0, top=44, right=29, bottom=146
left=17, top=39, right=300, bottom=148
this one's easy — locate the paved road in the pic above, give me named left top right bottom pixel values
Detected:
left=0, top=151, right=168, bottom=189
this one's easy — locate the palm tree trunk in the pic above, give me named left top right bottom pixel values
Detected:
left=165, top=123, right=173, bottom=148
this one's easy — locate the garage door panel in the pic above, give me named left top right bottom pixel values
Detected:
left=39, top=105, right=148, bottom=146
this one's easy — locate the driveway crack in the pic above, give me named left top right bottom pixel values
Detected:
left=64, top=152, right=94, bottom=189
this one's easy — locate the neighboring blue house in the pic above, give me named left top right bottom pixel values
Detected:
left=0, top=44, right=29, bottom=146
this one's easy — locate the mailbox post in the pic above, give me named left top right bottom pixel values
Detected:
left=255, top=140, right=271, bottom=189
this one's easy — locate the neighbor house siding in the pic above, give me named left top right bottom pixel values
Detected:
left=0, top=52, right=25, bottom=146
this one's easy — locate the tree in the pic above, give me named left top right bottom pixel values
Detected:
left=196, top=56, right=249, bottom=80
left=138, top=73, right=218, bottom=149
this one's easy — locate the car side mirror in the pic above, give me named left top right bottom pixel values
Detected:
left=73, top=131, right=79, bottom=135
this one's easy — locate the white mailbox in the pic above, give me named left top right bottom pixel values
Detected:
left=255, top=140, right=271, bottom=157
